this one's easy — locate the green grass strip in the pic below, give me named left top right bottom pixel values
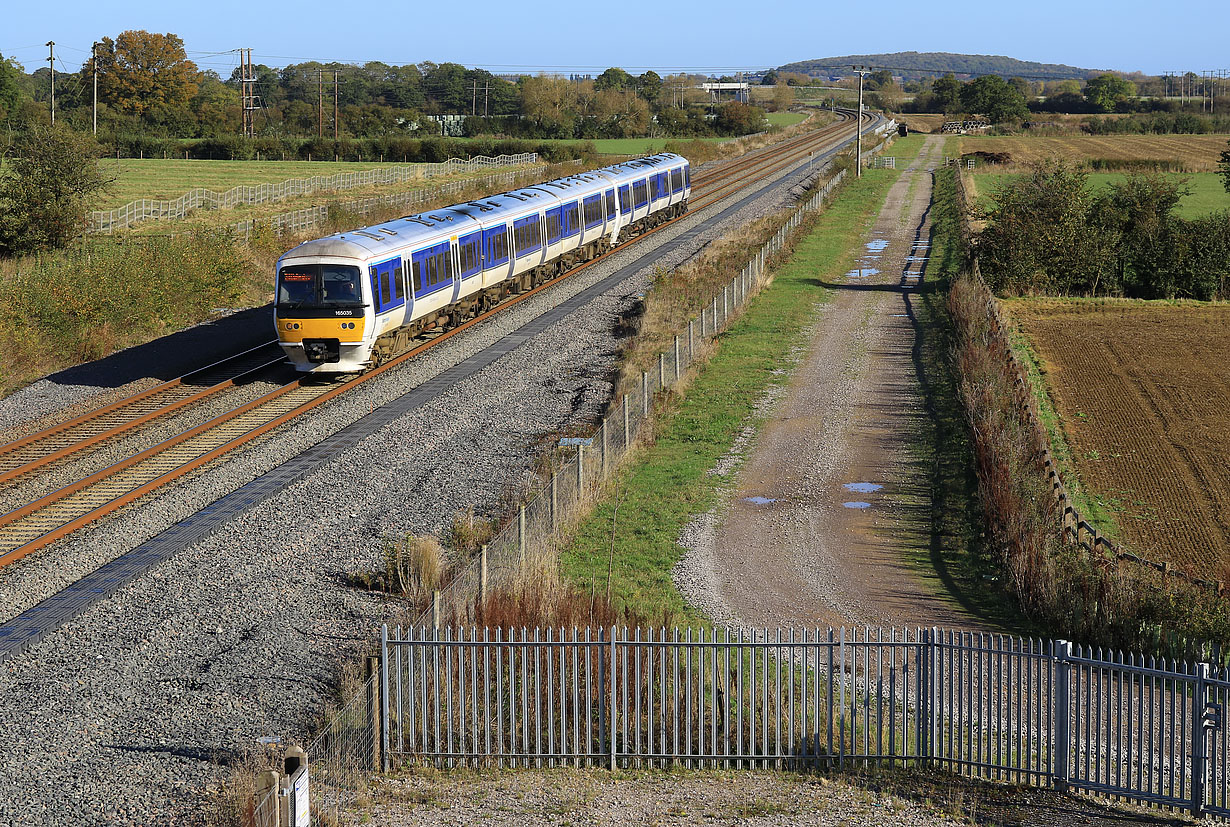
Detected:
left=558, top=164, right=909, bottom=623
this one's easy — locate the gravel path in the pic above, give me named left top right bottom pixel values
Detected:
left=0, top=146, right=832, bottom=826
left=676, top=136, right=983, bottom=632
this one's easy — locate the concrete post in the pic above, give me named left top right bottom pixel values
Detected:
left=688, top=319, right=695, bottom=360
left=641, top=371, right=649, bottom=417
left=658, top=352, right=665, bottom=391
left=432, top=592, right=441, bottom=631
left=550, top=473, right=558, bottom=530
left=623, top=396, right=630, bottom=446
left=518, top=505, right=526, bottom=565
left=674, top=335, right=680, bottom=381
left=600, top=419, right=608, bottom=474
left=479, top=544, right=488, bottom=600
left=577, top=444, right=585, bottom=497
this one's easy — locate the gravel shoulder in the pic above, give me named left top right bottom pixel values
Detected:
left=0, top=148, right=829, bottom=826
left=676, top=135, right=983, bottom=631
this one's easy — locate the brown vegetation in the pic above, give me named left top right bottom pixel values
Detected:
left=1008, top=300, right=1230, bottom=574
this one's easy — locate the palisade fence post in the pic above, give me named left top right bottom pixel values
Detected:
left=1192, top=662, right=1211, bottom=816
left=518, top=505, right=526, bottom=565
left=610, top=626, right=618, bottom=771
left=930, top=626, right=940, bottom=765
left=1052, top=641, right=1072, bottom=792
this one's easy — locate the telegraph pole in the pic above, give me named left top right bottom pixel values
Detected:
left=852, top=65, right=871, bottom=178
left=484, top=81, right=489, bottom=117
left=472, top=80, right=477, bottom=117
left=317, top=68, right=323, bottom=137
left=46, top=41, right=55, bottom=125
left=333, top=70, right=339, bottom=141
left=92, top=42, right=98, bottom=135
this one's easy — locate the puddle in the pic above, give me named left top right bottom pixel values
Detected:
left=844, top=482, right=883, bottom=493
left=843, top=501, right=872, bottom=509
left=905, top=256, right=929, bottom=262
left=865, top=239, right=889, bottom=253
left=845, top=268, right=881, bottom=278
left=890, top=313, right=909, bottom=317
left=911, top=242, right=931, bottom=248
left=743, top=496, right=778, bottom=505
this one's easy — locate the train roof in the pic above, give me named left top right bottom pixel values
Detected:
left=279, top=153, right=689, bottom=262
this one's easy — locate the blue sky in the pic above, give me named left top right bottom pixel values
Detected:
left=1, top=0, right=1224, bottom=77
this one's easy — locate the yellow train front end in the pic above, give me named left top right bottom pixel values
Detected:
left=274, top=256, right=374, bottom=373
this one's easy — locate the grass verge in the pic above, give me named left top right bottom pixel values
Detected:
left=556, top=165, right=907, bottom=622
left=907, top=168, right=1030, bottom=631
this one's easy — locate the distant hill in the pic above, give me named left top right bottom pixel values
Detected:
left=778, top=52, right=1100, bottom=81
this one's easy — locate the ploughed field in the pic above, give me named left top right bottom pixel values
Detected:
left=958, top=134, right=1229, bottom=172
left=1008, top=299, right=1230, bottom=575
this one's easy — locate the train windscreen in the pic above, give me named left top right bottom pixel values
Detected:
left=277, top=264, right=363, bottom=308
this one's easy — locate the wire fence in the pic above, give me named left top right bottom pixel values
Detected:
left=304, top=670, right=381, bottom=826
left=89, top=153, right=539, bottom=233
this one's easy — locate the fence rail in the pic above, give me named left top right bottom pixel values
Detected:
left=379, top=625, right=1230, bottom=817
left=89, top=153, right=539, bottom=233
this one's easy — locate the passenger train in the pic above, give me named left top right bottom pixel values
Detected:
left=275, top=153, right=691, bottom=373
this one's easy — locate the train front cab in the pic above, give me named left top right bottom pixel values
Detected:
left=275, top=256, right=374, bottom=373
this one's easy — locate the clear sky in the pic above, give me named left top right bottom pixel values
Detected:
left=1, top=0, right=1224, bottom=77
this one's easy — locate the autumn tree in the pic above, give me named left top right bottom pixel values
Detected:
left=93, top=31, right=199, bottom=116
left=0, top=125, right=111, bottom=254
left=519, top=75, right=580, bottom=138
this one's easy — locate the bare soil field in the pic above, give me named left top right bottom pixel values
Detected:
left=959, top=134, right=1229, bottom=171
left=1007, top=299, right=1230, bottom=574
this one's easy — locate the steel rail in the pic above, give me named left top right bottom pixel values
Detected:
left=0, top=114, right=880, bottom=568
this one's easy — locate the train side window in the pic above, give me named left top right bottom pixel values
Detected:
left=634, top=179, right=648, bottom=208
left=685, top=166, right=690, bottom=188
left=671, top=168, right=683, bottom=193
left=444, top=243, right=454, bottom=282
left=618, top=184, right=631, bottom=215
left=605, top=189, right=615, bottom=219
left=546, top=208, right=562, bottom=244
left=393, top=261, right=404, bottom=300
left=460, top=234, right=480, bottom=277
left=412, top=252, right=425, bottom=294
left=583, top=194, right=603, bottom=228
left=369, top=266, right=383, bottom=312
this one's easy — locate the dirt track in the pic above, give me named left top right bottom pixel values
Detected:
left=678, top=135, right=984, bottom=631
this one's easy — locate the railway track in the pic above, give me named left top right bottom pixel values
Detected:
left=0, top=110, right=882, bottom=569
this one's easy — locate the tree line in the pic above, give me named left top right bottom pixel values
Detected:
left=978, top=164, right=1230, bottom=301
left=0, top=32, right=769, bottom=146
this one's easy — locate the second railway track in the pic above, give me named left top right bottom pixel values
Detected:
left=0, top=112, right=882, bottom=569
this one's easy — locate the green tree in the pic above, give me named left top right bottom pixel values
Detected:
left=977, top=162, right=1116, bottom=295
left=931, top=73, right=962, bottom=113
left=93, top=31, right=199, bottom=116
left=1084, top=73, right=1136, bottom=113
left=594, top=67, right=633, bottom=92
left=0, top=126, right=112, bottom=255
left=761, top=70, right=779, bottom=86
left=713, top=100, right=765, bottom=135
left=0, top=52, right=21, bottom=120
left=635, top=71, right=662, bottom=106
left=959, top=75, right=1028, bottom=122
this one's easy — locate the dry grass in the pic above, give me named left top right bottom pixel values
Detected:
left=445, top=506, right=496, bottom=556
left=958, top=134, right=1229, bottom=172
left=473, top=552, right=676, bottom=630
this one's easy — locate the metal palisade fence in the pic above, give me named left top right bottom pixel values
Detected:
left=377, top=626, right=1230, bottom=818
left=89, top=153, right=538, bottom=233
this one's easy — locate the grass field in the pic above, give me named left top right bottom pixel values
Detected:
left=95, top=158, right=436, bottom=210
left=958, top=134, right=1230, bottom=172
left=765, top=111, right=809, bottom=128
left=971, top=171, right=1229, bottom=218
left=1006, top=299, right=1230, bottom=577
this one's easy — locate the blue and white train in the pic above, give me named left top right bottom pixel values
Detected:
left=275, top=153, right=691, bottom=373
